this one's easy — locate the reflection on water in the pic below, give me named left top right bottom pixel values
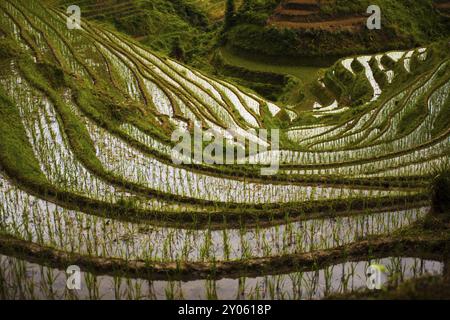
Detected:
left=0, top=172, right=429, bottom=261
left=0, top=255, right=442, bottom=300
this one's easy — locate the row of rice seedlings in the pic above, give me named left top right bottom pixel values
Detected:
left=118, top=123, right=174, bottom=154
left=38, top=5, right=87, bottom=51
left=376, top=68, right=448, bottom=144
left=214, top=77, right=262, bottom=116
left=359, top=155, right=449, bottom=178
left=106, top=29, right=260, bottom=128
left=0, top=1, right=51, bottom=58
left=201, top=73, right=260, bottom=127
left=303, top=54, right=413, bottom=146
left=310, top=93, right=405, bottom=150
left=262, top=79, right=449, bottom=167
left=99, top=28, right=266, bottom=134
left=352, top=89, right=406, bottom=147
left=230, top=256, right=440, bottom=300
left=358, top=63, right=443, bottom=148
left=0, top=254, right=442, bottom=300
left=0, top=67, right=206, bottom=213
left=36, top=3, right=268, bottom=147
left=0, top=8, right=33, bottom=54
left=294, top=113, right=367, bottom=148
left=96, top=31, right=222, bottom=129
left=355, top=79, right=450, bottom=158
left=256, top=110, right=381, bottom=164
left=33, top=4, right=122, bottom=85
left=283, top=138, right=449, bottom=176
left=95, top=42, right=142, bottom=101
left=310, top=66, right=443, bottom=151
left=13, top=1, right=88, bottom=78
left=358, top=91, right=414, bottom=146
left=142, top=78, right=174, bottom=117
left=99, top=30, right=243, bottom=129
left=88, top=115, right=416, bottom=203
left=295, top=59, right=434, bottom=150
left=118, top=122, right=208, bottom=165
left=139, top=66, right=213, bottom=126
left=0, top=173, right=428, bottom=262
left=286, top=125, right=336, bottom=143
left=357, top=56, right=383, bottom=101
left=354, top=142, right=449, bottom=175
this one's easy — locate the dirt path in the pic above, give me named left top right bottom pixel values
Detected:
left=268, top=16, right=367, bottom=31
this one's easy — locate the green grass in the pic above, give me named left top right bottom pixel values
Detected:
left=0, top=37, right=23, bottom=59
left=189, top=0, right=243, bottom=20
left=397, top=100, right=428, bottom=136
left=220, top=47, right=321, bottom=82
left=432, top=168, right=450, bottom=214
left=216, top=46, right=329, bottom=110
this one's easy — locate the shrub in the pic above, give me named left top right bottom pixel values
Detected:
left=431, top=168, right=450, bottom=214
left=369, top=57, right=388, bottom=88
left=335, top=61, right=355, bottom=85
left=381, top=55, right=396, bottom=70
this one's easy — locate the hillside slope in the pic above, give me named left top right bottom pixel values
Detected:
left=54, top=0, right=211, bottom=63
left=0, top=0, right=449, bottom=298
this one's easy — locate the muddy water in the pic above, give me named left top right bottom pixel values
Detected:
left=0, top=255, right=442, bottom=300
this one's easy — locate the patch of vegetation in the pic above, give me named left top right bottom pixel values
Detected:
left=334, top=61, right=355, bottom=85
left=349, top=71, right=373, bottom=106
left=0, top=87, right=47, bottom=185
left=318, top=61, right=372, bottom=107
left=381, top=54, right=397, bottom=69
left=36, top=62, right=65, bottom=89
left=218, top=47, right=321, bottom=81
left=191, top=0, right=243, bottom=21
left=431, top=168, right=450, bottom=214
left=350, top=58, right=364, bottom=74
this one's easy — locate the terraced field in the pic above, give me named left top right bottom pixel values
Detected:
left=58, top=0, right=143, bottom=20
left=268, top=0, right=367, bottom=30
left=0, top=0, right=449, bottom=300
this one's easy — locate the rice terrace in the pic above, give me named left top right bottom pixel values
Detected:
left=0, top=0, right=449, bottom=302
